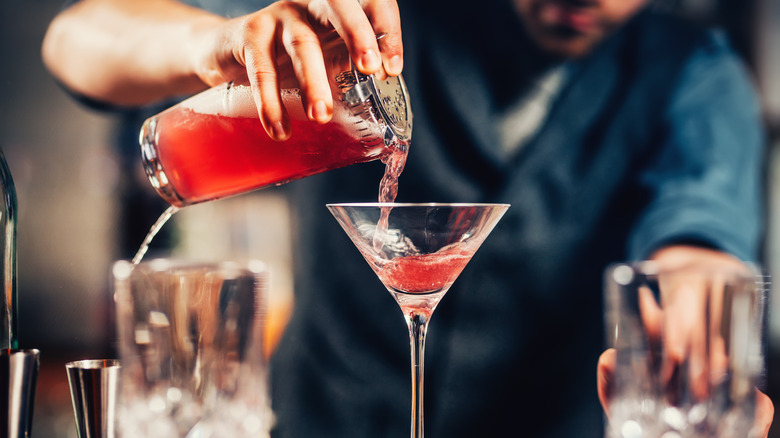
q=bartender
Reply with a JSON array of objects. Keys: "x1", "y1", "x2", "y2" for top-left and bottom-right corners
[{"x1": 42, "y1": 0, "x2": 772, "y2": 436}]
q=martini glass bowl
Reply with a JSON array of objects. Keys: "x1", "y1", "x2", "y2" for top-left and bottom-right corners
[{"x1": 327, "y1": 202, "x2": 509, "y2": 438}]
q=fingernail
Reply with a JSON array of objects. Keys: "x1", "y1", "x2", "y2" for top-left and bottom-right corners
[
  {"x1": 387, "y1": 55, "x2": 403, "y2": 76},
  {"x1": 312, "y1": 100, "x2": 331, "y2": 123},
  {"x1": 271, "y1": 121, "x2": 289, "y2": 141},
  {"x1": 361, "y1": 49, "x2": 381, "y2": 72}
]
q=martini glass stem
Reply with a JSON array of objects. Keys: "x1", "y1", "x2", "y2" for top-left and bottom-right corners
[{"x1": 407, "y1": 310, "x2": 430, "y2": 438}]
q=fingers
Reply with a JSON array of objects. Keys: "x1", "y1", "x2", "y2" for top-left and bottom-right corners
[
  {"x1": 660, "y1": 278, "x2": 710, "y2": 400},
  {"x1": 235, "y1": 9, "x2": 290, "y2": 140},
  {"x1": 319, "y1": 0, "x2": 381, "y2": 73},
  {"x1": 279, "y1": 12, "x2": 333, "y2": 123},
  {"x1": 707, "y1": 275, "x2": 730, "y2": 390},
  {"x1": 638, "y1": 285, "x2": 663, "y2": 339},
  {"x1": 636, "y1": 268, "x2": 728, "y2": 402},
  {"x1": 227, "y1": 0, "x2": 402, "y2": 138},
  {"x1": 236, "y1": 3, "x2": 335, "y2": 139},
  {"x1": 309, "y1": 0, "x2": 403, "y2": 76},
  {"x1": 642, "y1": 249, "x2": 760, "y2": 405},
  {"x1": 363, "y1": 0, "x2": 403, "y2": 75}
]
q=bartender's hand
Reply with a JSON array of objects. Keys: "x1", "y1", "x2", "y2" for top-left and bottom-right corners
[
  {"x1": 42, "y1": 0, "x2": 403, "y2": 140},
  {"x1": 596, "y1": 245, "x2": 774, "y2": 437},
  {"x1": 200, "y1": 0, "x2": 403, "y2": 140}
]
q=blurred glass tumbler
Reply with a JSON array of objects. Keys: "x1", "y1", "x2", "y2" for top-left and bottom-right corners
[
  {"x1": 1, "y1": 349, "x2": 39, "y2": 438},
  {"x1": 604, "y1": 262, "x2": 768, "y2": 438},
  {"x1": 66, "y1": 359, "x2": 120, "y2": 438},
  {"x1": 112, "y1": 259, "x2": 271, "y2": 438}
]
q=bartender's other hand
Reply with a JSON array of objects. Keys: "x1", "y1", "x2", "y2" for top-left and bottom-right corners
[
  {"x1": 199, "y1": 0, "x2": 402, "y2": 141},
  {"x1": 649, "y1": 246, "x2": 752, "y2": 400},
  {"x1": 597, "y1": 245, "x2": 774, "y2": 437},
  {"x1": 597, "y1": 348, "x2": 774, "y2": 438}
]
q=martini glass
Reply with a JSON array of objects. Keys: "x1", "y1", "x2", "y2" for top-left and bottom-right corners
[{"x1": 327, "y1": 202, "x2": 509, "y2": 438}]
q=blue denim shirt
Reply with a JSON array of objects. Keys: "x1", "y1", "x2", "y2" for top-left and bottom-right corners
[{"x1": 627, "y1": 29, "x2": 763, "y2": 262}]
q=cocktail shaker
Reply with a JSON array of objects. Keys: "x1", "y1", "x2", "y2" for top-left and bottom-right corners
[{"x1": 140, "y1": 33, "x2": 412, "y2": 208}]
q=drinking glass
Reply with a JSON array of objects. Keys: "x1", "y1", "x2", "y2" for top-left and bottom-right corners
[
  {"x1": 328, "y1": 202, "x2": 509, "y2": 438},
  {"x1": 112, "y1": 259, "x2": 271, "y2": 438},
  {"x1": 603, "y1": 262, "x2": 768, "y2": 438}
]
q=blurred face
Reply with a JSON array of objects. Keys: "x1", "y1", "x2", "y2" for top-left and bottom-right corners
[{"x1": 514, "y1": 0, "x2": 649, "y2": 58}]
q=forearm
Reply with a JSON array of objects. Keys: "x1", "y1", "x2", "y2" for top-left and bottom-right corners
[
  {"x1": 42, "y1": 0, "x2": 226, "y2": 106},
  {"x1": 42, "y1": 0, "x2": 404, "y2": 139}
]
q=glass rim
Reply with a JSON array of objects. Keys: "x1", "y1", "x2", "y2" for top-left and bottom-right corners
[
  {"x1": 66, "y1": 359, "x2": 121, "y2": 369},
  {"x1": 607, "y1": 261, "x2": 765, "y2": 287},
  {"x1": 326, "y1": 202, "x2": 511, "y2": 208},
  {"x1": 0, "y1": 348, "x2": 39, "y2": 357},
  {"x1": 112, "y1": 258, "x2": 269, "y2": 280}
]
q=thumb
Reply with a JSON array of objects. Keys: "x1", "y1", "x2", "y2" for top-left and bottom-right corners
[
  {"x1": 597, "y1": 348, "x2": 617, "y2": 416},
  {"x1": 755, "y1": 389, "x2": 774, "y2": 438}
]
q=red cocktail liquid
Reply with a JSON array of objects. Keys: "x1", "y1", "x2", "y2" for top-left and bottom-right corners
[
  {"x1": 378, "y1": 250, "x2": 473, "y2": 294},
  {"x1": 152, "y1": 108, "x2": 389, "y2": 207}
]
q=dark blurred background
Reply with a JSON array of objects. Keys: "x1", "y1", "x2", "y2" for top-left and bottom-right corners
[{"x1": 1, "y1": 0, "x2": 779, "y2": 436}]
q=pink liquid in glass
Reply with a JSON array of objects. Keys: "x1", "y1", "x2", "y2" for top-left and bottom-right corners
[
  {"x1": 378, "y1": 250, "x2": 473, "y2": 294},
  {"x1": 150, "y1": 113, "x2": 390, "y2": 207}
]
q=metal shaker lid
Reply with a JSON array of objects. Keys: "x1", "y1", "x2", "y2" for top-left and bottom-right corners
[{"x1": 344, "y1": 65, "x2": 413, "y2": 144}]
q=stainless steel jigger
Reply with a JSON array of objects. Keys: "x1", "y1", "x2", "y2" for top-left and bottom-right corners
[
  {"x1": 66, "y1": 359, "x2": 120, "y2": 438},
  {"x1": 1, "y1": 349, "x2": 40, "y2": 438}
]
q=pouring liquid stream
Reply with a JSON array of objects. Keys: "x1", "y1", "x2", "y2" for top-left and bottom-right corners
[
  {"x1": 132, "y1": 205, "x2": 180, "y2": 264},
  {"x1": 373, "y1": 141, "x2": 409, "y2": 252}
]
